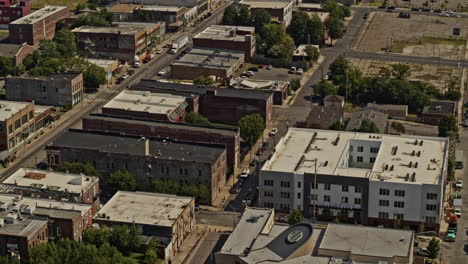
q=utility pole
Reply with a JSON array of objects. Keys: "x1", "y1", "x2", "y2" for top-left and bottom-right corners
[{"x1": 313, "y1": 158, "x2": 317, "y2": 223}]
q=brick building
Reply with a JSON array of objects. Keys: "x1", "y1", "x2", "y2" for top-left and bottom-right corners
[
  {"x1": 0, "y1": 0, "x2": 30, "y2": 24},
  {"x1": 0, "y1": 42, "x2": 35, "y2": 67},
  {"x1": 107, "y1": 3, "x2": 140, "y2": 21},
  {"x1": 9, "y1": 5, "x2": 71, "y2": 46},
  {"x1": 72, "y1": 22, "x2": 165, "y2": 60},
  {"x1": 102, "y1": 90, "x2": 188, "y2": 122},
  {"x1": 1, "y1": 168, "x2": 100, "y2": 213},
  {"x1": 421, "y1": 100, "x2": 456, "y2": 125},
  {"x1": 0, "y1": 100, "x2": 35, "y2": 151},
  {"x1": 238, "y1": 0, "x2": 294, "y2": 27},
  {"x1": 82, "y1": 113, "x2": 241, "y2": 169},
  {"x1": 171, "y1": 48, "x2": 245, "y2": 80},
  {"x1": 46, "y1": 129, "x2": 227, "y2": 205},
  {"x1": 5, "y1": 73, "x2": 84, "y2": 107},
  {"x1": 193, "y1": 25, "x2": 256, "y2": 61},
  {"x1": 94, "y1": 191, "x2": 195, "y2": 263},
  {"x1": 132, "y1": 80, "x2": 273, "y2": 126},
  {"x1": 134, "y1": 5, "x2": 188, "y2": 25}
]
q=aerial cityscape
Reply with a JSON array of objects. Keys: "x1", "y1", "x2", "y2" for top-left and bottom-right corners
[{"x1": 0, "y1": 0, "x2": 465, "y2": 263}]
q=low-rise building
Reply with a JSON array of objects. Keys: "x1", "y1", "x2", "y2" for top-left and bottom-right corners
[
  {"x1": 0, "y1": 168, "x2": 100, "y2": 213},
  {"x1": 193, "y1": 25, "x2": 256, "y2": 61},
  {"x1": 9, "y1": 5, "x2": 71, "y2": 46},
  {"x1": 346, "y1": 109, "x2": 388, "y2": 133},
  {"x1": 238, "y1": 0, "x2": 294, "y2": 27},
  {"x1": 46, "y1": 129, "x2": 227, "y2": 205},
  {"x1": 85, "y1": 58, "x2": 119, "y2": 83},
  {"x1": 107, "y1": 3, "x2": 141, "y2": 21},
  {"x1": 323, "y1": 95, "x2": 344, "y2": 108},
  {"x1": 0, "y1": 0, "x2": 31, "y2": 25},
  {"x1": 133, "y1": 5, "x2": 188, "y2": 25},
  {"x1": 0, "y1": 43, "x2": 35, "y2": 67},
  {"x1": 366, "y1": 103, "x2": 408, "y2": 120},
  {"x1": 229, "y1": 78, "x2": 289, "y2": 105},
  {"x1": 82, "y1": 113, "x2": 241, "y2": 169},
  {"x1": 304, "y1": 104, "x2": 344, "y2": 129},
  {"x1": 422, "y1": 100, "x2": 456, "y2": 125},
  {"x1": 171, "y1": 48, "x2": 245, "y2": 80},
  {"x1": 94, "y1": 191, "x2": 195, "y2": 262},
  {"x1": 132, "y1": 80, "x2": 273, "y2": 126},
  {"x1": 73, "y1": 22, "x2": 165, "y2": 60},
  {"x1": 0, "y1": 100, "x2": 35, "y2": 151},
  {"x1": 5, "y1": 73, "x2": 84, "y2": 107},
  {"x1": 102, "y1": 90, "x2": 188, "y2": 122},
  {"x1": 259, "y1": 128, "x2": 448, "y2": 232},
  {"x1": 216, "y1": 207, "x2": 415, "y2": 264},
  {"x1": 292, "y1": 44, "x2": 319, "y2": 62}
]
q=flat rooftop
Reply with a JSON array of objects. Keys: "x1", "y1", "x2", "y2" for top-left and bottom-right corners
[
  {"x1": 2, "y1": 168, "x2": 98, "y2": 194},
  {"x1": 219, "y1": 207, "x2": 274, "y2": 256},
  {"x1": 103, "y1": 90, "x2": 187, "y2": 116},
  {"x1": 49, "y1": 129, "x2": 225, "y2": 164},
  {"x1": 0, "y1": 215, "x2": 47, "y2": 239},
  {"x1": 172, "y1": 48, "x2": 244, "y2": 70},
  {"x1": 319, "y1": 224, "x2": 413, "y2": 259},
  {"x1": 107, "y1": 3, "x2": 141, "y2": 13},
  {"x1": 94, "y1": 191, "x2": 193, "y2": 227},
  {"x1": 262, "y1": 128, "x2": 448, "y2": 185},
  {"x1": 72, "y1": 25, "x2": 142, "y2": 35},
  {"x1": 0, "y1": 100, "x2": 31, "y2": 121},
  {"x1": 139, "y1": 5, "x2": 183, "y2": 12},
  {"x1": 194, "y1": 25, "x2": 255, "y2": 42},
  {"x1": 11, "y1": 5, "x2": 68, "y2": 24},
  {"x1": 423, "y1": 100, "x2": 456, "y2": 115},
  {"x1": 240, "y1": 0, "x2": 291, "y2": 9},
  {"x1": 85, "y1": 58, "x2": 118, "y2": 69}
]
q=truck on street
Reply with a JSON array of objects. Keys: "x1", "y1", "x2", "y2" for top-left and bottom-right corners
[{"x1": 170, "y1": 36, "x2": 189, "y2": 54}]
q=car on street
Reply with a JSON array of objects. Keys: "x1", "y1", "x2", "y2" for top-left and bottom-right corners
[
  {"x1": 288, "y1": 67, "x2": 297, "y2": 74},
  {"x1": 399, "y1": 12, "x2": 411, "y2": 18},
  {"x1": 296, "y1": 68, "x2": 304, "y2": 75},
  {"x1": 133, "y1": 61, "x2": 141, "y2": 68},
  {"x1": 411, "y1": 8, "x2": 420, "y2": 11},
  {"x1": 445, "y1": 230, "x2": 456, "y2": 242},
  {"x1": 157, "y1": 70, "x2": 166, "y2": 76},
  {"x1": 156, "y1": 49, "x2": 163, "y2": 54},
  {"x1": 143, "y1": 54, "x2": 154, "y2": 63},
  {"x1": 455, "y1": 179, "x2": 463, "y2": 188},
  {"x1": 440, "y1": 13, "x2": 449, "y2": 17},
  {"x1": 269, "y1": 128, "x2": 278, "y2": 136},
  {"x1": 248, "y1": 67, "x2": 259, "y2": 72},
  {"x1": 422, "y1": 8, "x2": 430, "y2": 12},
  {"x1": 387, "y1": 6, "x2": 396, "y2": 9},
  {"x1": 258, "y1": 64, "x2": 265, "y2": 69},
  {"x1": 266, "y1": 65, "x2": 273, "y2": 70},
  {"x1": 434, "y1": 9, "x2": 442, "y2": 13},
  {"x1": 240, "y1": 168, "x2": 250, "y2": 178},
  {"x1": 454, "y1": 208, "x2": 462, "y2": 218}
]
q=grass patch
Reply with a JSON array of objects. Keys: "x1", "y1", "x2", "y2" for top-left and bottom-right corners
[
  {"x1": 416, "y1": 73, "x2": 440, "y2": 81},
  {"x1": 0, "y1": 31, "x2": 8, "y2": 39},
  {"x1": 392, "y1": 36, "x2": 466, "y2": 53},
  {"x1": 368, "y1": 1, "x2": 383, "y2": 6},
  {"x1": 344, "y1": 102, "x2": 361, "y2": 113},
  {"x1": 32, "y1": 0, "x2": 87, "y2": 9}
]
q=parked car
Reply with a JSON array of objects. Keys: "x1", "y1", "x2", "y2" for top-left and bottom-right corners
[
  {"x1": 133, "y1": 61, "x2": 141, "y2": 68},
  {"x1": 445, "y1": 230, "x2": 456, "y2": 242},
  {"x1": 288, "y1": 67, "x2": 297, "y2": 74},
  {"x1": 440, "y1": 13, "x2": 449, "y2": 17},
  {"x1": 296, "y1": 68, "x2": 304, "y2": 75},
  {"x1": 258, "y1": 64, "x2": 265, "y2": 69},
  {"x1": 240, "y1": 168, "x2": 250, "y2": 178},
  {"x1": 128, "y1": 69, "x2": 135, "y2": 76},
  {"x1": 245, "y1": 71, "x2": 255, "y2": 77},
  {"x1": 386, "y1": 9, "x2": 394, "y2": 13},
  {"x1": 269, "y1": 128, "x2": 278, "y2": 136},
  {"x1": 387, "y1": 6, "x2": 396, "y2": 9},
  {"x1": 143, "y1": 54, "x2": 154, "y2": 63},
  {"x1": 378, "y1": 5, "x2": 386, "y2": 9},
  {"x1": 455, "y1": 179, "x2": 463, "y2": 188},
  {"x1": 248, "y1": 67, "x2": 259, "y2": 72},
  {"x1": 399, "y1": 12, "x2": 411, "y2": 18},
  {"x1": 433, "y1": 9, "x2": 442, "y2": 13},
  {"x1": 422, "y1": 8, "x2": 430, "y2": 12},
  {"x1": 157, "y1": 70, "x2": 166, "y2": 76},
  {"x1": 411, "y1": 8, "x2": 420, "y2": 11},
  {"x1": 266, "y1": 65, "x2": 273, "y2": 70},
  {"x1": 156, "y1": 49, "x2": 163, "y2": 54},
  {"x1": 454, "y1": 208, "x2": 462, "y2": 218}
]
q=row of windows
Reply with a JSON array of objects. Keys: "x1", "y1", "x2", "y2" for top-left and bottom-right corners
[
  {"x1": 380, "y1": 189, "x2": 438, "y2": 200},
  {"x1": 264, "y1": 180, "x2": 297, "y2": 188},
  {"x1": 350, "y1": 146, "x2": 379, "y2": 153},
  {"x1": 318, "y1": 195, "x2": 361, "y2": 205},
  {"x1": 311, "y1": 183, "x2": 362, "y2": 193},
  {"x1": 378, "y1": 212, "x2": 404, "y2": 220},
  {"x1": 379, "y1": 200, "x2": 405, "y2": 208},
  {"x1": 265, "y1": 191, "x2": 301, "y2": 200},
  {"x1": 9, "y1": 110, "x2": 34, "y2": 135},
  {"x1": 353, "y1": 156, "x2": 376, "y2": 163}
]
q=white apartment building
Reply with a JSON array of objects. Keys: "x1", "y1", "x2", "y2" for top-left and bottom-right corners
[{"x1": 259, "y1": 128, "x2": 448, "y2": 232}]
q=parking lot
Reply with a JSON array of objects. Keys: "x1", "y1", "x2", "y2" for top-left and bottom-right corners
[{"x1": 387, "y1": 0, "x2": 468, "y2": 11}]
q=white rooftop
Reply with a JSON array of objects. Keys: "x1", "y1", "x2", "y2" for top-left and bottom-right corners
[
  {"x1": 103, "y1": 90, "x2": 186, "y2": 115},
  {"x1": 219, "y1": 207, "x2": 274, "y2": 256},
  {"x1": 2, "y1": 168, "x2": 98, "y2": 194},
  {"x1": 262, "y1": 128, "x2": 448, "y2": 185},
  {"x1": 240, "y1": 0, "x2": 292, "y2": 9},
  {"x1": 11, "y1": 5, "x2": 68, "y2": 24},
  {"x1": 194, "y1": 25, "x2": 255, "y2": 42},
  {"x1": 85, "y1": 58, "x2": 118, "y2": 69},
  {"x1": 139, "y1": 5, "x2": 183, "y2": 12},
  {"x1": 319, "y1": 224, "x2": 413, "y2": 259},
  {"x1": 0, "y1": 100, "x2": 31, "y2": 121},
  {"x1": 94, "y1": 191, "x2": 193, "y2": 227}
]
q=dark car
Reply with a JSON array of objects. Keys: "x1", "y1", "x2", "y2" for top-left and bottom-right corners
[
  {"x1": 363, "y1": 13, "x2": 368, "y2": 19},
  {"x1": 422, "y1": 8, "x2": 430, "y2": 12},
  {"x1": 378, "y1": 5, "x2": 386, "y2": 9},
  {"x1": 399, "y1": 12, "x2": 411, "y2": 18},
  {"x1": 434, "y1": 9, "x2": 442, "y2": 13},
  {"x1": 248, "y1": 67, "x2": 259, "y2": 72},
  {"x1": 387, "y1": 6, "x2": 396, "y2": 9},
  {"x1": 411, "y1": 8, "x2": 420, "y2": 11},
  {"x1": 386, "y1": 9, "x2": 394, "y2": 13}
]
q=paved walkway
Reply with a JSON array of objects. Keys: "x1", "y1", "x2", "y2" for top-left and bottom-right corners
[{"x1": 173, "y1": 226, "x2": 207, "y2": 264}]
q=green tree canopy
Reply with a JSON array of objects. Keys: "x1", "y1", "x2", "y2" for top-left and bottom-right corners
[
  {"x1": 391, "y1": 121, "x2": 406, "y2": 133},
  {"x1": 57, "y1": 162, "x2": 101, "y2": 177},
  {"x1": 312, "y1": 79, "x2": 337, "y2": 97},
  {"x1": 355, "y1": 119, "x2": 380, "y2": 133},
  {"x1": 238, "y1": 114, "x2": 265, "y2": 145},
  {"x1": 152, "y1": 179, "x2": 211, "y2": 204},
  {"x1": 329, "y1": 121, "x2": 346, "y2": 131},
  {"x1": 391, "y1": 64, "x2": 411, "y2": 80},
  {"x1": 290, "y1": 79, "x2": 301, "y2": 93},
  {"x1": 427, "y1": 237, "x2": 440, "y2": 260},
  {"x1": 108, "y1": 225, "x2": 139, "y2": 255},
  {"x1": 288, "y1": 209, "x2": 304, "y2": 225},
  {"x1": 193, "y1": 76, "x2": 216, "y2": 86},
  {"x1": 72, "y1": 9, "x2": 113, "y2": 28},
  {"x1": 329, "y1": 56, "x2": 350, "y2": 85},
  {"x1": 323, "y1": 0, "x2": 351, "y2": 19},
  {"x1": 83, "y1": 226, "x2": 111, "y2": 248},
  {"x1": 108, "y1": 170, "x2": 137, "y2": 192},
  {"x1": 251, "y1": 9, "x2": 271, "y2": 34},
  {"x1": 84, "y1": 63, "x2": 107, "y2": 88},
  {"x1": 0, "y1": 256, "x2": 18, "y2": 264},
  {"x1": 54, "y1": 28, "x2": 77, "y2": 57},
  {"x1": 222, "y1": 5, "x2": 237, "y2": 25},
  {"x1": 185, "y1": 112, "x2": 212, "y2": 126},
  {"x1": 0, "y1": 56, "x2": 14, "y2": 77},
  {"x1": 304, "y1": 45, "x2": 320, "y2": 63},
  {"x1": 438, "y1": 115, "x2": 458, "y2": 138},
  {"x1": 288, "y1": 11, "x2": 324, "y2": 45},
  {"x1": 325, "y1": 16, "x2": 344, "y2": 44}
]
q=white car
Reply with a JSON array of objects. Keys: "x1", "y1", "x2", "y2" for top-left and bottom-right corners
[
  {"x1": 157, "y1": 70, "x2": 166, "y2": 76},
  {"x1": 440, "y1": 13, "x2": 449, "y2": 17},
  {"x1": 296, "y1": 68, "x2": 304, "y2": 75},
  {"x1": 240, "y1": 168, "x2": 250, "y2": 178},
  {"x1": 133, "y1": 61, "x2": 141, "y2": 68},
  {"x1": 266, "y1": 65, "x2": 273, "y2": 70},
  {"x1": 455, "y1": 179, "x2": 463, "y2": 188},
  {"x1": 269, "y1": 128, "x2": 278, "y2": 136},
  {"x1": 454, "y1": 208, "x2": 462, "y2": 218},
  {"x1": 156, "y1": 49, "x2": 163, "y2": 54},
  {"x1": 288, "y1": 67, "x2": 297, "y2": 74}
]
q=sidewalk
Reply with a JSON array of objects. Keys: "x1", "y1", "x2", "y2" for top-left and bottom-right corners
[{"x1": 172, "y1": 226, "x2": 207, "y2": 264}]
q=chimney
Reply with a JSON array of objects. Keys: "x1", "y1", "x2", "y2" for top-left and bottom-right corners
[{"x1": 144, "y1": 138, "x2": 150, "y2": 156}]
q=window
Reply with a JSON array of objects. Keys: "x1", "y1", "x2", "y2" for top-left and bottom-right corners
[
  {"x1": 425, "y1": 216, "x2": 436, "y2": 223},
  {"x1": 379, "y1": 200, "x2": 389, "y2": 207},
  {"x1": 184, "y1": 169, "x2": 188, "y2": 175},
  {"x1": 426, "y1": 204, "x2": 437, "y2": 211},
  {"x1": 341, "y1": 197, "x2": 348, "y2": 203},
  {"x1": 342, "y1": 185, "x2": 348, "y2": 192},
  {"x1": 355, "y1": 186, "x2": 362, "y2": 193},
  {"x1": 264, "y1": 191, "x2": 273, "y2": 197},
  {"x1": 370, "y1": 147, "x2": 379, "y2": 153},
  {"x1": 357, "y1": 156, "x2": 363, "y2": 162},
  {"x1": 311, "y1": 182, "x2": 316, "y2": 189},
  {"x1": 378, "y1": 212, "x2": 389, "y2": 219},
  {"x1": 297, "y1": 192, "x2": 301, "y2": 199},
  {"x1": 350, "y1": 145, "x2": 353, "y2": 151},
  {"x1": 395, "y1": 190, "x2": 405, "y2": 197},
  {"x1": 264, "y1": 202, "x2": 274, "y2": 208},
  {"x1": 379, "y1": 188, "x2": 390, "y2": 195},
  {"x1": 370, "y1": 157, "x2": 376, "y2": 163},
  {"x1": 357, "y1": 146, "x2": 363, "y2": 152},
  {"x1": 57, "y1": 227, "x2": 62, "y2": 237},
  {"x1": 324, "y1": 195, "x2": 330, "y2": 202},
  {"x1": 280, "y1": 181, "x2": 290, "y2": 188},
  {"x1": 280, "y1": 204, "x2": 290, "y2": 211},
  {"x1": 324, "y1": 184, "x2": 331, "y2": 191},
  {"x1": 427, "y1": 193, "x2": 438, "y2": 200},
  {"x1": 14, "y1": 119, "x2": 20, "y2": 129},
  {"x1": 8, "y1": 124, "x2": 12, "y2": 134},
  {"x1": 354, "y1": 198, "x2": 361, "y2": 205},
  {"x1": 264, "y1": 180, "x2": 274, "y2": 186},
  {"x1": 21, "y1": 115, "x2": 27, "y2": 124},
  {"x1": 394, "y1": 201, "x2": 405, "y2": 208},
  {"x1": 179, "y1": 168, "x2": 183, "y2": 175},
  {"x1": 198, "y1": 170, "x2": 202, "y2": 177},
  {"x1": 394, "y1": 213, "x2": 404, "y2": 220},
  {"x1": 298, "y1": 181, "x2": 301, "y2": 188},
  {"x1": 161, "y1": 167, "x2": 165, "y2": 173},
  {"x1": 339, "y1": 210, "x2": 348, "y2": 217},
  {"x1": 280, "y1": 192, "x2": 290, "y2": 198}
]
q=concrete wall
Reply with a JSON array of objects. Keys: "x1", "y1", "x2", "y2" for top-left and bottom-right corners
[{"x1": 0, "y1": 102, "x2": 35, "y2": 151}]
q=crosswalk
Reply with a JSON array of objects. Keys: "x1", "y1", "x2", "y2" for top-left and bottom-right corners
[
  {"x1": 89, "y1": 89, "x2": 123, "y2": 103},
  {"x1": 103, "y1": 89, "x2": 122, "y2": 94}
]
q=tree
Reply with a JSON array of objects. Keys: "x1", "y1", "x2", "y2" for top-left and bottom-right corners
[
  {"x1": 193, "y1": 76, "x2": 216, "y2": 86},
  {"x1": 83, "y1": 227, "x2": 110, "y2": 248},
  {"x1": 391, "y1": 64, "x2": 411, "y2": 80},
  {"x1": 72, "y1": 9, "x2": 113, "y2": 28},
  {"x1": 152, "y1": 179, "x2": 180, "y2": 195},
  {"x1": 267, "y1": 35, "x2": 295, "y2": 62},
  {"x1": 54, "y1": 28, "x2": 76, "y2": 57},
  {"x1": 58, "y1": 162, "x2": 101, "y2": 177},
  {"x1": 288, "y1": 209, "x2": 304, "y2": 225},
  {"x1": 251, "y1": 9, "x2": 271, "y2": 34},
  {"x1": 144, "y1": 248, "x2": 158, "y2": 264},
  {"x1": 262, "y1": 23, "x2": 287, "y2": 50},
  {"x1": 0, "y1": 256, "x2": 19, "y2": 264},
  {"x1": 329, "y1": 56, "x2": 349, "y2": 86},
  {"x1": 222, "y1": 5, "x2": 237, "y2": 25},
  {"x1": 235, "y1": 5, "x2": 251, "y2": 26},
  {"x1": 0, "y1": 56, "x2": 14, "y2": 77},
  {"x1": 108, "y1": 225, "x2": 139, "y2": 255},
  {"x1": 84, "y1": 63, "x2": 107, "y2": 88},
  {"x1": 323, "y1": 0, "x2": 350, "y2": 20},
  {"x1": 438, "y1": 115, "x2": 458, "y2": 138},
  {"x1": 185, "y1": 112, "x2": 211, "y2": 126},
  {"x1": 108, "y1": 170, "x2": 137, "y2": 192},
  {"x1": 238, "y1": 114, "x2": 265, "y2": 145},
  {"x1": 290, "y1": 79, "x2": 301, "y2": 93},
  {"x1": 355, "y1": 119, "x2": 380, "y2": 133},
  {"x1": 444, "y1": 77, "x2": 461, "y2": 101},
  {"x1": 307, "y1": 14, "x2": 324, "y2": 45},
  {"x1": 329, "y1": 121, "x2": 346, "y2": 131},
  {"x1": 288, "y1": 11, "x2": 311, "y2": 45},
  {"x1": 427, "y1": 237, "x2": 440, "y2": 260},
  {"x1": 304, "y1": 45, "x2": 319, "y2": 63},
  {"x1": 325, "y1": 16, "x2": 344, "y2": 44},
  {"x1": 312, "y1": 79, "x2": 337, "y2": 97},
  {"x1": 391, "y1": 121, "x2": 406, "y2": 133},
  {"x1": 38, "y1": 39, "x2": 60, "y2": 58}
]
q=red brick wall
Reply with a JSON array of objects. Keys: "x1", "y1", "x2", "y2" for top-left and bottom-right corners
[
  {"x1": 14, "y1": 43, "x2": 35, "y2": 66},
  {"x1": 102, "y1": 108, "x2": 171, "y2": 122},
  {"x1": 193, "y1": 37, "x2": 255, "y2": 61}
]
